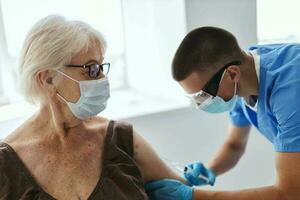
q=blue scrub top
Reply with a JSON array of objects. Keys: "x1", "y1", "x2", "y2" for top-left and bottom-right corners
[{"x1": 229, "y1": 43, "x2": 300, "y2": 152}]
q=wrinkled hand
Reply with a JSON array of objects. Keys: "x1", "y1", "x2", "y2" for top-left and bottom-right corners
[
  {"x1": 145, "y1": 179, "x2": 193, "y2": 200},
  {"x1": 184, "y1": 162, "x2": 216, "y2": 186}
]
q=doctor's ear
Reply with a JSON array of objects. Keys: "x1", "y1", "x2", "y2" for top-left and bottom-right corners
[{"x1": 226, "y1": 65, "x2": 240, "y2": 82}]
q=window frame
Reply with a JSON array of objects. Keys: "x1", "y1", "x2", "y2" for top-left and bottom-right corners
[{"x1": 0, "y1": 1, "x2": 10, "y2": 105}]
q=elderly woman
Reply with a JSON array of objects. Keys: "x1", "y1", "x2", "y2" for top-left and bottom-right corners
[{"x1": 0, "y1": 15, "x2": 191, "y2": 200}]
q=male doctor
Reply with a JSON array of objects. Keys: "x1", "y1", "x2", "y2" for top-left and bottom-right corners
[{"x1": 145, "y1": 27, "x2": 300, "y2": 199}]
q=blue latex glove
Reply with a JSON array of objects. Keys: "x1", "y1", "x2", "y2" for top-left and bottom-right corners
[
  {"x1": 184, "y1": 162, "x2": 216, "y2": 186},
  {"x1": 145, "y1": 179, "x2": 193, "y2": 200}
]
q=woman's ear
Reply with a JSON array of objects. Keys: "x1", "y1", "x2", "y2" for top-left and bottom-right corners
[
  {"x1": 36, "y1": 70, "x2": 56, "y2": 96},
  {"x1": 36, "y1": 70, "x2": 47, "y2": 87},
  {"x1": 46, "y1": 77, "x2": 52, "y2": 84}
]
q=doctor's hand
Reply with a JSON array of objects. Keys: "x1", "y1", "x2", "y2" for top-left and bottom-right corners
[
  {"x1": 145, "y1": 179, "x2": 193, "y2": 200},
  {"x1": 184, "y1": 162, "x2": 216, "y2": 186}
]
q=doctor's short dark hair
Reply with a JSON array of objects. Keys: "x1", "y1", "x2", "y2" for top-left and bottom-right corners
[{"x1": 172, "y1": 26, "x2": 245, "y2": 81}]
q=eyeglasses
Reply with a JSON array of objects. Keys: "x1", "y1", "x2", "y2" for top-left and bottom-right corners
[
  {"x1": 202, "y1": 61, "x2": 241, "y2": 96},
  {"x1": 186, "y1": 61, "x2": 241, "y2": 108},
  {"x1": 65, "y1": 62, "x2": 110, "y2": 78}
]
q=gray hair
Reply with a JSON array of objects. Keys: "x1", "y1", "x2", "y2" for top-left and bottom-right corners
[{"x1": 18, "y1": 15, "x2": 106, "y2": 104}]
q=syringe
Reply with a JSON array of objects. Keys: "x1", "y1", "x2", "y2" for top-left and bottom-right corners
[{"x1": 162, "y1": 157, "x2": 210, "y2": 184}]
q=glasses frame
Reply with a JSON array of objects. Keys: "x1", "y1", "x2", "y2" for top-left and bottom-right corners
[
  {"x1": 64, "y1": 62, "x2": 110, "y2": 78},
  {"x1": 185, "y1": 60, "x2": 241, "y2": 109}
]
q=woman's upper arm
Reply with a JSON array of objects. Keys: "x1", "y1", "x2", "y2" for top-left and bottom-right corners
[{"x1": 132, "y1": 129, "x2": 185, "y2": 183}]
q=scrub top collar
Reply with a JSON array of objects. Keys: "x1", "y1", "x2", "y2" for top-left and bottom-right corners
[
  {"x1": 249, "y1": 49, "x2": 260, "y2": 84},
  {"x1": 245, "y1": 50, "x2": 260, "y2": 111}
]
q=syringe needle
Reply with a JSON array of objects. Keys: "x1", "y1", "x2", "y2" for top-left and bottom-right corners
[{"x1": 163, "y1": 157, "x2": 210, "y2": 184}]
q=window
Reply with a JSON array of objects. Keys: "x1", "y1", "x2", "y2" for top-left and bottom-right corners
[
  {"x1": 0, "y1": 0, "x2": 127, "y2": 105},
  {"x1": 257, "y1": 0, "x2": 300, "y2": 44},
  {"x1": 0, "y1": 0, "x2": 189, "y2": 121}
]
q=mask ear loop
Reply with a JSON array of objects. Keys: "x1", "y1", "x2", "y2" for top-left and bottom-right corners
[
  {"x1": 234, "y1": 81, "x2": 238, "y2": 96},
  {"x1": 55, "y1": 70, "x2": 79, "y2": 104},
  {"x1": 56, "y1": 70, "x2": 79, "y2": 83},
  {"x1": 57, "y1": 93, "x2": 69, "y2": 104}
]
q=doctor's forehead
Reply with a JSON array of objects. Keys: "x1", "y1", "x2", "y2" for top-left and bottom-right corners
[{"x1": 179, "y1": 71, "x2": 210, "y2": 94}]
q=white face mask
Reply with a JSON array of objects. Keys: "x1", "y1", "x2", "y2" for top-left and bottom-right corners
[
  {"x1": 56, "y1": 70, "x2": 110, "y2": 120},
  {"x1": 201, "y1": 81, "x2": 238, "y2": 113}
]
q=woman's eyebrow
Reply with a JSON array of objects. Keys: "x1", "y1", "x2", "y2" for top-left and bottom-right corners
[
  {"x1": 84, "y1": 59, "x2": 100, "y2": 65},
  {"x1": 84, "y1": 57, "x2": 104, "y2": 65}
]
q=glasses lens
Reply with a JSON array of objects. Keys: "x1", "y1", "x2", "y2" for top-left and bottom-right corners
[
  {"x1": 88, "y1": 63, "x2": 110, "y2": 78},
  {"x1": 101, "y1": 63, "x2": 110, "y2": 75},
  {"x1": 187, "y1": 90, "x2": 213, "y2": 107},
  {"x1": 89, "y1": 64, "x2": 100, "y2": 78}
]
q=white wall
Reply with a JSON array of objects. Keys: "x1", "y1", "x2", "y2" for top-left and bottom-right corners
[
  {"x1": 122, "y1": 0, "x2": 187, "y2": 96},
  {"x1": 185, "y1": 0, "x2": 258, "y2": 50}
]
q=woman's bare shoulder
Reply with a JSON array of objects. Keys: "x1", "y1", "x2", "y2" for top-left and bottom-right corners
[
  {"x1": 88, "y1": 116, "x2": 111, "y2": 132},
  {"x1": 1, "y1": 120, "x2": 33, "y2": 149},
  {"x1": 91, "y1": 116, "x2": 110, "y2": 124},
  {"x1": 2, "y1": 130, "x2": 23, "y2": 146},
  {"x1": 131, "y1": 128, "x2": 185, "y2": 183}
]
